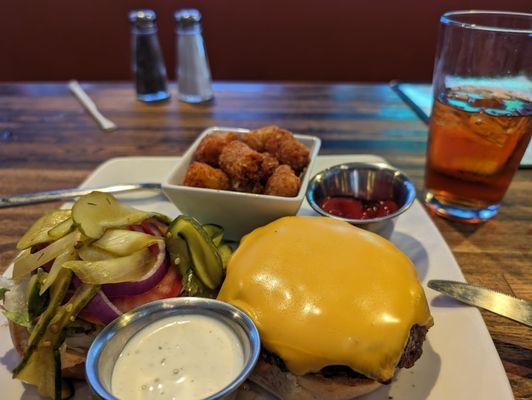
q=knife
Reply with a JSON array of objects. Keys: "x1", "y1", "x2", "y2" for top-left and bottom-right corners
[
  {"x1": 0, "y1": 183, "x2": 162, "y2": 208},
  {"x1": 428, "y1": 280, "x2": 532, "y2": 327}
]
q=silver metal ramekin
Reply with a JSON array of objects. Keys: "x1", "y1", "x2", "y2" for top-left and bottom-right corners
[
  {"x1": 85, "y1": 297, "x2": 261, "y2": 400},
  {"x1": 306, "y1": 162, "x2": 416, "y2": 237}
]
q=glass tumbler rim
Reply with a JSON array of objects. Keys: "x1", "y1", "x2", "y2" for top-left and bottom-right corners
[{"x1": 441, "y1": 10, "x2": 532, "y2": 34}]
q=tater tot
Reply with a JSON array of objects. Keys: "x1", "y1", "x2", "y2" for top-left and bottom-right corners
[
  {"x1": 183, "y1": 162, "x2": 230, "y2": 190},
  {"x1": 260, "y1": 152, "x2": 280, "y2": 179},
  {"x1": 271, "y1": 138, "x2": 310, "y2": 173},
  {"x1": 244, "y1": 125, "x2": 310, "y2": 172},
  {"x1": 241, "y1": 130, "x2": 266, "y2": 152},
  {"x1": 219, "y1": 141, "x2": 265, "y2": 191},
  {"x1": 242, "y1": 125, "x2": 292, "y2": 152},
  {"x1": 262, "y1": 128, "x2": 293, "y2": 154},
  {"x1": 264, "y1": 165, "x2": 301, "y2": 197},
  {"x1": 194, "y1": 132, "x2": 238, "y2": 166},
  {"x1": 231, "y1": 180, "x2": 264, "y2": 194}
]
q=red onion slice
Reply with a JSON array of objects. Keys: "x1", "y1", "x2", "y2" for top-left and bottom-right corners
[
  {"x1": 72, "y1": 275, "x2": 122, "y2": 325},
  {"x1": 140, "y1": 221, "x2": 164, "y2": 237},
  {"x1": 80, "y1": 220, "x2": 171, "y2": 322},
  {"x1": 82, "y1": 289, "x2": 122, "y2": 325},
  {"x1": 102, "y1": 243, "x2": 169, "y2": 298},
  {"x1": 143, "y1": 218, "x2": 168, "y2": 236}
]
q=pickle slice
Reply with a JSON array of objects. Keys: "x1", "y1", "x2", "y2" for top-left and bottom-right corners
[
  {"x1": 14, "y1": 342, "x2": 57, "y2": 399},
  {"x1": 13, "y1": 269, "x2": 73, "y2": 387},
  {"x1": 166, "y1": 234, "x2": 208, "y2": 296},
  {"x1": 202, "y1": 224, "x2": 224, "y2": 246},
  {"x1": 39, "y1": 248, "x2": 77, "y2": 295},
  {"x1": 217, "y1": 244, "x2": 233, "y2": 269},
  {"x1": 72, "y1": 192, "x2": 153, "y2": 239},
  {"x1": 26, "y1": 269, "x2": 72, "y2": 348},
  {"x1": 17, "y1": 210, "x2": 71, "y2": 250},
  {"x1": 14, "y1": 282, "x2": 98, "y2": 400},
  {"x1": 166, "y1": 234, "x2": 191, "y2": 270},
  {"x1": 48, "y1": 218, "x2": 74, "y2": 241},
  {"x1": 27, "y1": 269, "x2": 49, "y2": 323},
  {"x1": 168, "y1": 216, "x2": 223, "y2": 290}
]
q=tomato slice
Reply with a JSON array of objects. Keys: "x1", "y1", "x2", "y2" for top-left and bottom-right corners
[
  {"x1": 79, "y1": 310, "x2": 105, "y2": 326},
  {"x1": 111, "y1": 266, "x2": 182, "y2": 314}
]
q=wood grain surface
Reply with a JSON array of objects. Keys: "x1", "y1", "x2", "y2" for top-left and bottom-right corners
[{"x1": 0, "y1": 82, "x2": 530, "y2": 399}]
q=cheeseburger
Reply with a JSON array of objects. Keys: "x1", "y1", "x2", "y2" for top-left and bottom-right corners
[{"x1": 218, "y1": 216, "x2": 433, "y2": 399}]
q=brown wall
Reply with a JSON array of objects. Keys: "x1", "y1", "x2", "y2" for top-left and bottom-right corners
[{"x1": 1, "y1": 1, "x2": 530, "y2": 82}]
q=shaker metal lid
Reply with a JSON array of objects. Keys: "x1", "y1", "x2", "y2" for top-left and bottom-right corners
[
  {"x1": 129, "y1": 9, "x2": 157, "y2": 26},
  {"x1": 174, "y1": 8, "x2": 202, "y2": 27}
]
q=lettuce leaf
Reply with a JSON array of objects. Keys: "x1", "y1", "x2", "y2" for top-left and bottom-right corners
[{"x1": 3, "y1": 310, "x2": 31, "y2": 328}]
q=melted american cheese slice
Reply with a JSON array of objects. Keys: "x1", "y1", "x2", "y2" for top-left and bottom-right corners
[{"x1": 217, "y1": 216, "x2": 433, "y2": 382}]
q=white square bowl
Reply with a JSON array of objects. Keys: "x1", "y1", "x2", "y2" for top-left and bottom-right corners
[{"x1": 162, "y1": 127, "x2": 321, "y2": 240}]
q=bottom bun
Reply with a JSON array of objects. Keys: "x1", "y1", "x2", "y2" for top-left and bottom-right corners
[
  {"x1": 249, "y1": 358, "x2": 381, "y2": 400},
  {"x1": 9, "y1": 321, "x2": 86, "y2": 380}
]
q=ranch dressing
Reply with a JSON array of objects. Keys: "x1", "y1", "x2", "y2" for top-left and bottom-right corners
[{"x1": 111, "y1": 314, "x2": 244, "y2": 400}]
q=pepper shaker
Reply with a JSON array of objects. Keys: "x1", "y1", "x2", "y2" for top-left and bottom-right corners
[
  {"x1": 129, "y1": 9, "x2": 170, "y2": 102},
  {"x1": 175, "y1": 9, "x2": 214, "y2": 103}
]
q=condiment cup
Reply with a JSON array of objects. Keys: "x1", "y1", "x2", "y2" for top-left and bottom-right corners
[
  {"x1": 85, "y1": 297, "x2": 261, "y2": 400},
  {"x1": 306, "y1": 162, "x2": 416, "y2": 237},
  {"x1": 162, "y1": 127, "x2": 321, "y2": 241}
]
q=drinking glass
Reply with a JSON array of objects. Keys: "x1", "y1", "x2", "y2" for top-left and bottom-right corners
[{"x1": 425, "y1": 11, "x2": 531, "y2": 223}]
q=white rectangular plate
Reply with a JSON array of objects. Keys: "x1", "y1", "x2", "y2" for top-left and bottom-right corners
[{"x1": 0, "y1": 155, "x2": 513, "y2": 400}]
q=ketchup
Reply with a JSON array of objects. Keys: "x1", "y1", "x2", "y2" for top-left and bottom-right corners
[{"x1": 319, "y1": 196, "x2": 398, "y2": 219}]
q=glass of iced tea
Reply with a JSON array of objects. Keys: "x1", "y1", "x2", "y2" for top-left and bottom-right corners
[{"x1": 425, "y1": 11, "x2": 531, "y2": 222}]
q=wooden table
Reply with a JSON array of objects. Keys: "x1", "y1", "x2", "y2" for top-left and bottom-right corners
[{"x1": 0, "y1": 82, "x2": 530, "y2": 398}]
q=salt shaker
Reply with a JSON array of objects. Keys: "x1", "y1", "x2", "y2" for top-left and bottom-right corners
[
  {"x1": 174, "y1": 9, "x2": 214, "y2": 103},
  {"x1": 129, "y1": 9, "x2": 170, "y2": 102}
]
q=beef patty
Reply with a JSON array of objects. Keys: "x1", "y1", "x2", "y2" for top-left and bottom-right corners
[{"x1": 261, "y1": 324, "x2": 428, "y2": 384}]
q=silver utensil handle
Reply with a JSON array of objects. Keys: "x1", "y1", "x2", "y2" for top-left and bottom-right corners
[{"x1": 0, "y1": 183, "x2": 162, "y2": 208}]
